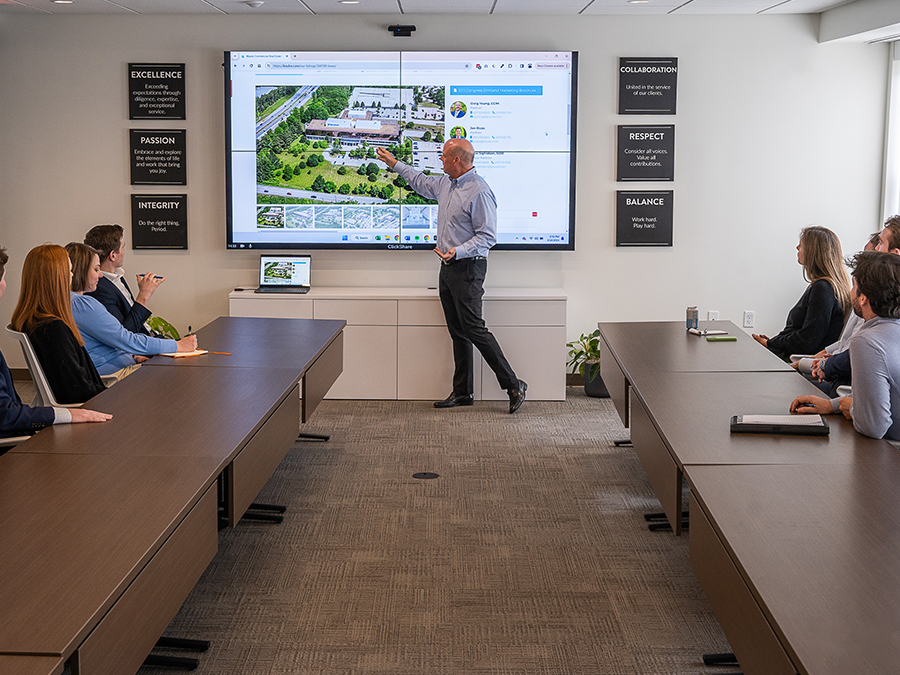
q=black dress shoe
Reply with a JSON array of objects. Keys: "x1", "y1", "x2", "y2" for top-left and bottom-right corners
[
  {"x1": 434, "y1": 393, "x2": 474, "y2": 408},
  {"x1": 508, "y1": 380, "x2": 527, "y2": 414}
]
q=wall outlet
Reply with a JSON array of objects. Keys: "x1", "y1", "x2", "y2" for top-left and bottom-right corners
[
  {"x1": 707, "y1": 310, "x2": 719, "y2": 321},
  {"x1": 743, "y1": 310, "x2": 755, "y2": 328}
]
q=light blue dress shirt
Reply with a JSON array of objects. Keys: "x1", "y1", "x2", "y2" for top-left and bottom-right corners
[
  {"x1": 833, "y1": 316, "x2": 900, "y2": 440},
  {"x1": 393, "y1": 162, "x2": 497, "y2": 259},
  {"x1": 70, "y1": 292, "x2": 176, "y2": 375}
]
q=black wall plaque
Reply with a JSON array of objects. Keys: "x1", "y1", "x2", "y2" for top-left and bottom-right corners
[
  {"x1": 130, "y1": 129, "x2": 186, "y2": 185},
  {"x1": 618, "y1": 57, "x2": 677, "y2": 115},
  {"x1": 129, "y1": 63, "x2": 186, "y2": 120},
  {"x1": 616, "y1": 190, "x2": 673, "y2": 247},
  {"x1": 131, "y1": 194, "x2": 187, "y2": 249},
  {"x1": 617, "y1": 125, "x2": 674, "y2": 182}
]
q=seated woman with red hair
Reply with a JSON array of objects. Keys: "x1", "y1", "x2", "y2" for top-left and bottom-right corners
[{"x1": 6, "y1": 243, "x2": 112, "y2": 419}]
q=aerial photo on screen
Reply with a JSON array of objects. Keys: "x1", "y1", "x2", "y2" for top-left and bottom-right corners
[{"x1": 255, "y1": 84, "x2": 441, "y2": 231}]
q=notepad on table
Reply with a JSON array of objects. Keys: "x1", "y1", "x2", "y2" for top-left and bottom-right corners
[
  {"x1": 158, "y1": 349, "x2": 208, "y2": 358},
  {"x1": 730, "y1": 414, "x2": 830, "y2": 436}
]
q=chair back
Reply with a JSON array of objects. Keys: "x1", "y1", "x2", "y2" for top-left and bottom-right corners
[
  {"x1": 0, "y1": 435, "x2": 31, "y2": 450},
  {"x1": 5, "y1": 324, "x2": 74, "y2": 408}
]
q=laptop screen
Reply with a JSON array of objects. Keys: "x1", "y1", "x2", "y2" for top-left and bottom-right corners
[{"x1": 259, "y1": 255, "x2": 311, "y2": 287}]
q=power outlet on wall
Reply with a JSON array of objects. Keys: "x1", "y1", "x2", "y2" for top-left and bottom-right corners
[
  {"x1": 707, "y1": 311, "x2": 719, "y2": 321},
  {"x1": 743, "y1": 310, "x2": 755, "y2": 328}
]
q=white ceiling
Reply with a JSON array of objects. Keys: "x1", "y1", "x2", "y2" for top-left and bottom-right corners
[{"x1": 0, "y1": 0, "x2": 857, "y2": 16}]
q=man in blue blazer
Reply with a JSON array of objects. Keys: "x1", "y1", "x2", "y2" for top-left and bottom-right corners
[
  {"x1": 0, "y1": 246, "x2": 111, "y2": 441},
  {"x1": 83, "y1": 224, "x2": 164, "y2": 335}
]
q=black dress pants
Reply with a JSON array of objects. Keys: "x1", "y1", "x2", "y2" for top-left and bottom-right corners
[{"x1": 439, "y1": 257, "x2": 517, "y2": 396}]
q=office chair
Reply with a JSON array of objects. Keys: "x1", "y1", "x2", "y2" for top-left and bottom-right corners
[{"x1": 6, "y1": 325, "x2": 116, "y2": 407}]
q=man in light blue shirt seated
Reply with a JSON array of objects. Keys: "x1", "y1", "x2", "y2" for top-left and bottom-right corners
[{"x1": 791, "y1": 251, "x2": 900, "y2": 440}]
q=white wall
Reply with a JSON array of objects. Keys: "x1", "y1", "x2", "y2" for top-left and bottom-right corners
[{"x1": 0, "y1": 12, "x2": 887, "y2": 368}]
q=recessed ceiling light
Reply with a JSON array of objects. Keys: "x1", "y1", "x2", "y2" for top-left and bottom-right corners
[
  {"x1": 53, "y1": 1, "x2": 74, "y2": 4},
  {"x1": 629, "y1": 1, "x2": 650, "y2": 3},
  {"x1": 340, "y1": 1, "x2": 360, "y2": 4}
]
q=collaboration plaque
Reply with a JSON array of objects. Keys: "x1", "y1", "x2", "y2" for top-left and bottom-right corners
[{"x1": 618, "y1": 57, "x2": 677, "y2": 115}]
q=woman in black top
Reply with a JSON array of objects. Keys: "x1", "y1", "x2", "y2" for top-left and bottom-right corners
[
  {"x1": 753, "y1": 226, "x2": 851, "y2": 362},
  {"x1": 10, "y1": 244, "x2": 106, "y2": 404}
]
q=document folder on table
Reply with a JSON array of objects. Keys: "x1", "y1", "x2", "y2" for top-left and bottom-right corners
[{"x1": 730, "y1": 414, "x2": 830, "y2": 436}]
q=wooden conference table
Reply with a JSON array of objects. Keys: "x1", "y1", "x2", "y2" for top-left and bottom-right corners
[
  {"x1": 0, "y1": 656, "x2": 65, "y2": 675},
  {"x1": 0, "y1": 317, "x2": 344, "y2": 675},
  {"x1": 598, "y1": 320, "x2": 900, "y2": 675},
  {"x1": 599, "y1": 320, "x2": 793, "y2": 431},
  {"x1": 688, "y1": 462, "x2": 900, "y2": 675}
]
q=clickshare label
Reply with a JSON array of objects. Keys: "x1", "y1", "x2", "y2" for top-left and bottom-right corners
[
  {"x1": 130, "y1": 129, "x2": 186, "y2": 185},
  {"x1": 618, "y1": 57, "x2": 677, "y2": 115},
  {"x1": 129, "y1": 63, "x2": 186, "y2": 120},
  {"x1": 616, "y1": 190, "x2": 673, "y2": 247},
  {"x1": 617, "y1": 125, "x2": 674, "y2": 182},
  {"x1": 132, "y1": 194, "x2": 188, "y2": 249}
]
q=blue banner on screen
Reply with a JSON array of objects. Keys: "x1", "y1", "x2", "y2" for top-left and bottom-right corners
[
  {"x1": 449, "y1": 86, "x2": 543, "y2": 96},
  {"x1": 225, "y1": 51, "x2": 577, "y2": 251}
]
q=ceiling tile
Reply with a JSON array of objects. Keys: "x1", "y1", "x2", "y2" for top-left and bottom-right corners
[
  {"x1": 492, "y1": 0, "x2": 588, "y2": 13},
  {"x1": 0, "y1": 0, "x2": 50, "y2": 13},
  {"x1": 762, "y1": 0, "x2": 853, "y2": 13},
  {"x1": 0, "y1": 0, "x2": 138, "y2": 14},
  {"x1": 204, "y1": 0, "x2": 309, "y2": 13},
  {"x1": 399, "y1": 0, "x2": 494, "y2": 13},
  {"x1": 581, "y1": 0, "x2": 685, "y2": 15},
  {"x1": 670, "y1": 0, "x2": 849, "y2": 14},
  {"x1": 300, "y1": 0, "x2": 399, "y2": 12}
]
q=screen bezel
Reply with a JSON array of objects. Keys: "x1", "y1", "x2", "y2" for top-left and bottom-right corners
[{"x1": 225, "y1": 51, "x2": 578, "y2": 252}]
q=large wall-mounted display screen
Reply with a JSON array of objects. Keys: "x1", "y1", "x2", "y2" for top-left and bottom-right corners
[{"x1": 226, "y1": 51, "x2": 577, "y2": 251}]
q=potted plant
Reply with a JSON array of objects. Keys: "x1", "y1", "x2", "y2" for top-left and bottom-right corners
[{"x1": 566, "y1": 329, "x2": 609, "y2": 398}]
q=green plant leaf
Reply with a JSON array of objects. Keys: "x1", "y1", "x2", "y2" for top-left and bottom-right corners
[{"x1": 146, "y1": 316, "x2": 181, "y2": 340}]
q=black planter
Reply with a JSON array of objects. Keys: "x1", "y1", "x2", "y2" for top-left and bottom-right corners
[{"x1": 583, "y1": 370, "x2": 609, "y2": 398}]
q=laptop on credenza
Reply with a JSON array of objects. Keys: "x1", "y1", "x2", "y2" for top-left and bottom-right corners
[{"x1": 254, "y1": 254, "x2": 311, "y2": 294}]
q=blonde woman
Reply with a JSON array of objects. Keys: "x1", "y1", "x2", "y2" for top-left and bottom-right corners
[{"x1": 753, "y1": 226, "x2": 851, "y2": 361}]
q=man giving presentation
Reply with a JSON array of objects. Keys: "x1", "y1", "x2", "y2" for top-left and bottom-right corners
[{"x1": 376, "y1": 139, "x2": 526, "y2": 414}]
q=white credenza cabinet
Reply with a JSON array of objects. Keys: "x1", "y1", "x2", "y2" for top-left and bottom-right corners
[{"x1": 229, "y1": 287, "x2": 566, "y2": 401}]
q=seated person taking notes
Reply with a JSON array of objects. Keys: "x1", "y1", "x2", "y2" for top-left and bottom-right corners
[
  {"x1": 66, "y1": 243, "x2": 197, "y2": 378},
  {"x1": 0, "y1": 245, "x2": 111, "y2": 437},
  {"x1": 753, "y1": 226, "x2": 850, "y2": 361},
  {"x1": 791, "y1": 251, "x2": 900, "y2": 441},
  {"x1": 11, "y1": 245, "x2": 110, "y2": 405},
  {"x1": 83, "y1": 223, "x2": 163, "y2": 335}
]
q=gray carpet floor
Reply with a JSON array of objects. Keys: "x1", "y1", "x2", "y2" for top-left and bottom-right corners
[
  {"x1": 140, "y1": 389, "x2": 735, "y2": 675},
  {"x1": 13, "y1": 381, "x2": 735, "y2": 673}
]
